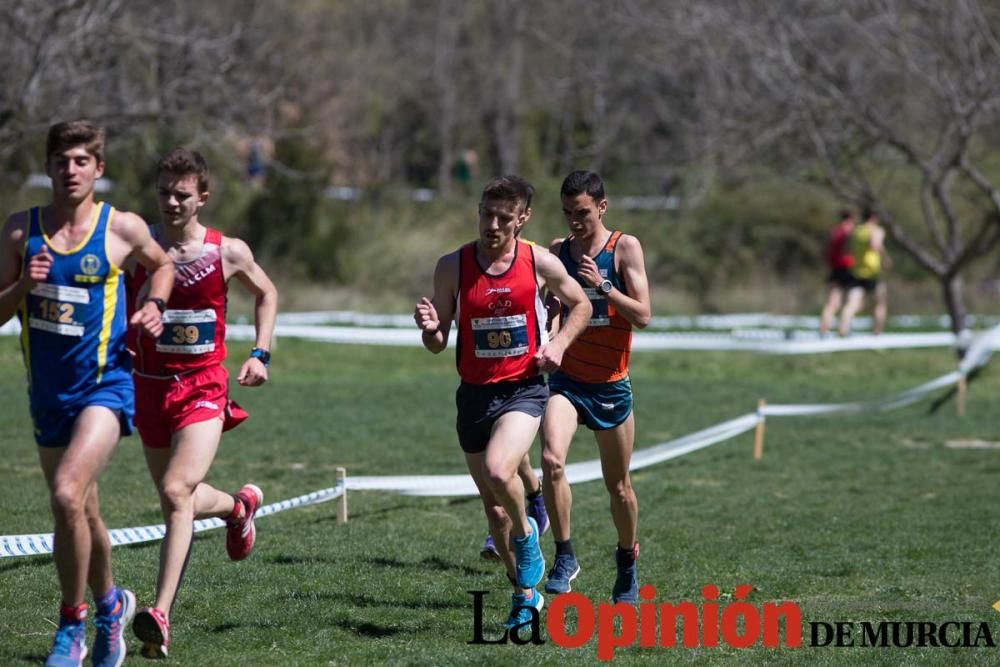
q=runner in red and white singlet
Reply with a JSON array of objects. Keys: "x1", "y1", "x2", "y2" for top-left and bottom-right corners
[{"x1": 126, "y1": 148, "x2": 278, "y2": 659}]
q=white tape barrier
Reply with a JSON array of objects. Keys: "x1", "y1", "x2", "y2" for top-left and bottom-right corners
[
  {"x1": 274, "y1": 310, "x2": 1000, "y2": 332},
  {"x1": 1, "y1": 484, "x2": 344, "y2": 559},
  {"x1": 761, "y1": 325, "x2": 998, "y2": 417},
  {"x1": 1, "y1": 315, "x2": 990, "y2": 355},
  {"x1": 229, "y1": 323, "x2": 966, "y2": 355},
  {"x1": 3, "y1": 325, "x2": 997, "y2": 557}
]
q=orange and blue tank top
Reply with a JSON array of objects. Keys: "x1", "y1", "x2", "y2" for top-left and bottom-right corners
[
  {"x1": 558, "y1": 230, "x2": 632, "y2": 383},
  {"x1": 18, "y1": 203, "x2": 131, "y2": 410},
  {"x1": 456, "y1": 240, "x2": 547, "y2": 384}
]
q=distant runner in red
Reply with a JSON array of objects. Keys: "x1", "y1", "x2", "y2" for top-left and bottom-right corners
[{"x1": 819, "y1": 209, "x2": 856, "y2": 337}]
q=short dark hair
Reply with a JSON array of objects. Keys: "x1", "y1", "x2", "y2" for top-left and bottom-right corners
[
  {"x1": 560, "y1": 170, "x2": 605, "y2": 201},
  {"x1": 481, "y1": 175, "x2": 533, "y2": 213},
  {"x1": 861, "y1": 206, "x2": 877, "y2": 222},
  {"x1": 838, "y1": 209, "x2": 853, "y2": 221},
  {"x1": 46, "y1": 120, "x2": 105, "y2": 163},
  {"x1": 158, "y1": 148, "x2": 210, "y2": 194}
]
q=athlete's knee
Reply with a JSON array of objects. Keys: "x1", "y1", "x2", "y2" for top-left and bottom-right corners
[
  {"x1": 483, "y1": 461, "x2": 517, "y2": 489},
  {"x1": 541, "y1": 447, "x2": 566, "y2": 480},
  {"x1": 159, "y1": 479, "x2": 196, "y2": 514},
  {"x1": 605, "y1": 477, "x2": 635, "y2": 504},
  {"x1": 50, "y1": 485, "x2": 87, "y2": 521}
]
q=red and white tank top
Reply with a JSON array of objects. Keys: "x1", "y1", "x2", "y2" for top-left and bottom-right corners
[
  {"x1": 456, "y1": 240, "x2": 547, "y2": 385},
  {"x1": 130, "y1": 227, "x2": 228, "y2": 375}
]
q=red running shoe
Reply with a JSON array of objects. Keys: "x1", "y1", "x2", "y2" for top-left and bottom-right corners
[
  {"x1": 132, "y1": 607, "x2": 169, "y2": 659},
  {"x1": 226, "y1": 484, "x2": 263, "y2": 561}
]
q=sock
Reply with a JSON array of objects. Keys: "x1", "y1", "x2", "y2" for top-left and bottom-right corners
[
  {"x1": 59, "y1": 602, "x2": 88, "y2": 623},
  {"x1": 227, "y1": 495, "x2": 245, "y2": 524},
  {"x1": 617, "y1": 543, "x2": 638, "y2": 563},
  {"x1": 555, "y1": 539, "x2": 574, "y2": 557},
  {"x1": 525, "y1": 488, "x2": 541, "y2": 501},
  {"x1": 95, "y1": 587, "x2": 119, "y2": 616}
]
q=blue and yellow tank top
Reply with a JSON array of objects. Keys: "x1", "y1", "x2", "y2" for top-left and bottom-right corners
[
  {"x1": 17, "y1": 203, "x2": 132, "y2": 410},
  {"x1": 558, "y1": 230, "x2": 632, "y2": 383},
  {"x1": 849, "y1": 223, "x2": 881, "y2": 280}
]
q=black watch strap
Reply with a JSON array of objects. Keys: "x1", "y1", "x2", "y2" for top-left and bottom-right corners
[
  {"x1": 145, "y1": 297, "x2": 167, "y2": 313},
  {"x1": 250, "y1": 347, "x2": 271, "y2": 366}
]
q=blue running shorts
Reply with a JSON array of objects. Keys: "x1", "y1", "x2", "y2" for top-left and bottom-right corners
[
  {"x1": 548, "y1": 372, "x2": 633, "y2": 431},
  {"x1": 31, "y1": 378, "x2": 135, "y2": 447}
]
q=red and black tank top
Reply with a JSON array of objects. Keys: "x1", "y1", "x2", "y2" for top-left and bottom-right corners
[{"x1": 456, "y1": 240, "x2": 547, "y2": 384}]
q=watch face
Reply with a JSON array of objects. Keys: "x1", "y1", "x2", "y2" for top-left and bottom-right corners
[{"x1": 599, "y1": 280, "x2": 613, "y2": 294}]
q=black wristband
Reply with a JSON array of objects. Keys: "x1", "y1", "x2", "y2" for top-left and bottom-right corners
[{"x1": 145, "y1": 297, "x2": 166, "y2": 313}]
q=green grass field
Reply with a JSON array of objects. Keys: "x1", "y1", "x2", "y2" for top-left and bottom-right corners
[{"x1": 1, "y1": 335, "x2": 999, "y2": 665}]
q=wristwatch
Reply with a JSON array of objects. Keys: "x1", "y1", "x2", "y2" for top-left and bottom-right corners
[
  {"x1": 597, "y1": 279, "x2": 613, "y2": 295},
  {"x1": 249, "y1": 347, "x2": 271, "y2": 366},
  {"x1": 144, "y1": 297, "x2": 167, "y2": 313}
]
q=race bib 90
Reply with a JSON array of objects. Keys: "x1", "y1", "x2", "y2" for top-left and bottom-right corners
[{"x1": 472, "y1": 314, "x2": 529, "y2": 358}]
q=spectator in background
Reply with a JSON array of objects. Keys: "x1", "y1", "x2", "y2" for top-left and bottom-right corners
[
  {"x1": 838, "y1": 207, "x2": 891, "y2": 336},
  {"x1": 819, "y1": 209, "x2": 856, "y2": 337}
]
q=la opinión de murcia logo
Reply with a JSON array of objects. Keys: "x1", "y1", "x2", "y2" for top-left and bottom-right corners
[{"x1": 468, "y1": 585, "x2": 998, "y2": 661}]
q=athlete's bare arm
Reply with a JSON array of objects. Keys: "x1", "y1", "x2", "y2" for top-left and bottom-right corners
[
  {"x1": 532, "y1": 245, "x2": 591, "y2": 373},
  {"x1": 610, "y1": 234, "x2": 652, "y2": 329},
  {"x1": 872, "y1": 226, "x2": 892, "y2": 270},
  {"x1": 112, "y1": 211, "x2": 173, "y2": 338},
  {"x1": 222, "y1": 236, "x2": 278, "y2": 386},
  {"x1": 415, "y1": 250, "x2": 459, "y2": 354},
  {"x1": 0, "y1": 213, "x2": 41, "y2": 325}
]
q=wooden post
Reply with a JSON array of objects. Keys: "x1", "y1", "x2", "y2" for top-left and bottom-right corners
[
  {"x1": 957, "y1": 374, "x2": 967, "y2": 418},
  {"x1": 336, "y1": 467, "x2": 348, "y2": 524},
  {"x1": 753, "y1": 399, "x2": 766, "y2": 460}
]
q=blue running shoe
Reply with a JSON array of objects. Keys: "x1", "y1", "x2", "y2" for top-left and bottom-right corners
[
  {"x1": 45, "y1": 620, "x2": 87, "y2": 667},
  {"x1": 527, "y1": 494, "x2": 549, "y2": 537},
  {"x1": 544, "y1": 553, "x2": 581, "y2": 594},
  {"x1": 480, "y1": 533, "x2": 502, "y2": 563},
  {"x1": 91, "y1": 588, "x2": 135, "y2": 667},
  {"x1": 612, "y1": 543, "x2": 639, "y2": 604},
  {"x1": 512, "y1": 516, "x2": 544, "y2": 589},
  {"x1": 504, "y1": 588, "x2": 545, "y2": 630}
]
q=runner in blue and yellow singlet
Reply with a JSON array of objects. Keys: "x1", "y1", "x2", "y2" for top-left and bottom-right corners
[
  {"x1": 415, "y1": 175, "x2": 591, "y2": 631},
  {"x1": 541, "y1": 170, "x2": 652, "y2": 604},
  {"x1": 0, "y1": 121, "x2": 173, "y2": 667}
]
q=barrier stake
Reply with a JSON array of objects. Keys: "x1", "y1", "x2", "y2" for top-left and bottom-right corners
[
  {"x1": 957, "y1": 374, "x2": 967, "y2": 417},
  {"x1": 753, "y1": 399, "x2": 766, "y2": 460},
  {"x1": 336, "y1": 467, "x2": 348, "y2": 524}
]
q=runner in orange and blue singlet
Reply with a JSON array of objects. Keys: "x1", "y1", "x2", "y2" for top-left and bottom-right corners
[
  {"x1": 551, "y1": 228, "x2": 634, "y2": 430},
  {"x1": 541, "y1": 170, "x2": 652, "y2": 606},
  {"x1": 415, "y1": 175, "x2": 591, "y2": 632}
]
